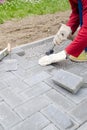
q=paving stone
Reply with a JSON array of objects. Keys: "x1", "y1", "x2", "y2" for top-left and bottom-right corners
[
  {"x1": 0, "y1": 102, "x2": 21, "y2": 129},
  {"x1": 41, "y1": 104, "x2": 78, "y2": 130},
  {"x1": 0, "y1": 80, "x2": 8, "y2": 90},
  {"x1": 3, "y1": 59, "x2": 18, "y2": 72},
  {"x1": 24, "y1": 71, "x2": 51, "y2": 86},
  {"x1": 10, "y1": 112, "x2": 50, "y2": 130},
  {"x1": 80, "y1": 72, "x2": 87, "y2": 83},
  {"x1": 70, "y1": 100, "x2": 87, "y2": 124},
  {"x1": 65, "y1": 87, "x2": 87, "y2": 104},
  {"x1": 13, "y1": 65, "x2": 53, "y2": 80},
  {"x1": 23, "y1": 65, "x2": 54, "y2": 77},
  {"x1": 52, "y1": 69, "x2": 84, "y2": 94},
  {"x1": 0, "y1": 62, "x2": 6, "y2": 73},
  {"x1": 0, "y1": 72, "x2": 15, "y2": 80},
  {"x1": 0, "y1": 124, "x2": 5, "y2": 130},
  {"x1": 0, "y1": 88, "x2": 27, "y2": 108},
  {"x1": 67, "y1": 65, "x2": 87, "y2": 76},
  {"x1": 46, "y1": 89, "x2": 75, "y2": 111},
  {"x1": 19, "y1": 58, "x2": 38, "y2": 70},
  {"x1": 14, "y1": 95, "x2": 51, "y2": 119},
  {"x1": 5, "y1": 77, "x2": 30, "y2": 93},
  {"x1": 20, "y1": 82, "x2": 51, "y2": 100},
  {"x1": 42, "y1": 124, "x2": 59, "y2": 130},
  {"x1": 77, "y1": 122, "x2": 87, "y2": 130}
]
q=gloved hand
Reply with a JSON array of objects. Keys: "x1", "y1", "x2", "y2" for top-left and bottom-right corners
[
  {"x1": 53, "y1": 24, "x2": 72, "y2": 45},
  {"x1": 39, "y1": 50, "x2": 66, "y2": 66}
]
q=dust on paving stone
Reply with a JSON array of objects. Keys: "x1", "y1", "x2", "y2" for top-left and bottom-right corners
[{"x1": 0, "y1": 10, "x2": 70, "y2": 50}]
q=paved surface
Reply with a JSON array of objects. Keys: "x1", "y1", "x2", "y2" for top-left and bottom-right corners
[{"x1": 0, "y1": 37, "x2": 87, "y2": 130}]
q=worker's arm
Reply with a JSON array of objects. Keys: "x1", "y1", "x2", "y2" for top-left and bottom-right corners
[
  {"x1": 65, "y1": 0, "x2": 87, "y2": 57},
  {"x1": 53, "y1": 0, "x2": 79, "y2": 45},
  {"x1": 66, "y1": 0, "x2": 80, "y2": 34}
]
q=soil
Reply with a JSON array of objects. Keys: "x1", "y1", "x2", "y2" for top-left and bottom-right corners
[{"x1": 0, "y1": 10, "x2": 70, "y2": 50}]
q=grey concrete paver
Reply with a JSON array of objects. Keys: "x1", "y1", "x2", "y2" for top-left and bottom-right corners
[
  {"x1": 10, "y1": 112, "x2": 50, "y2": 130},
  {"x1": 65, "y1": 87, "x2": 87, "y2": 104},
  {"x1": 5, "y1": 77, "x2": 30, "y2": 93},
  {"x1": 77, "y1": 122, "x2": 87, "y2": 130},
  {"x1": 14, "y1": 95, "x2": 51, "y2": 119},
  {"x1": 45, "y1": 89, "x2": 76, "y2": 111},
  {"x1": 69, "y1": 99, "x2": 87, "y2": 124},
  {"x1": 42, "y1": 123, "x2": 59, "y2": 130},
  {"x1": 0, "y1": 88, "x2": 27, "y2": 108},
  {"x1": 41, "y1": 104, "x2": 78, "y2": 130},
  {"x1": 19, "y1": 82, "x2": 51, "y2": 100},
  {"x1": 0, "y1": 80, "x2": 8, "y2": 90},
  {"x1": 52, "y1": 69, "x2": 83, "y2": 94},
  {"x1": 0, "y1": 124, "x2": 5, "y2": 130},
  {"x1": 24, "y1": 71, "x2": 51, "y2": 86},
  {"x1": 0, "y1": 102, "x2": 21, "y2": 129}
]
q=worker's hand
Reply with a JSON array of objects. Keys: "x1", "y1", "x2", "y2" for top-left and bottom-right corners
[{"x1": 53, "y1": 24, "x2": 72, "y2": 45}]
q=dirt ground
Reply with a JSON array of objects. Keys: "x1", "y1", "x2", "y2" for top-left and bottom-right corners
[{"x1": 0, "y1": 10, "x2": 70, "y2": 50}]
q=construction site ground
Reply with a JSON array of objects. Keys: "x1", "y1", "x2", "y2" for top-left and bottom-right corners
[{"x1": 0, "y1": 10, "x2": 70, "y2": 50}]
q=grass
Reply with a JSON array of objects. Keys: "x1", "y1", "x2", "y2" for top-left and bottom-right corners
[{"x1": 0, "y1": 0, "x2": 70, "y2": 24}]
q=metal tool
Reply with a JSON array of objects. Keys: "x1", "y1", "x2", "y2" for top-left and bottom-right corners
[{"x1": 45, "y1": 44, "x2": 55, "y2": 55}]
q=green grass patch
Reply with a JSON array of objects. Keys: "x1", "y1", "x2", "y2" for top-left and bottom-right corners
[{"x1": 0, "y1": 0, "x2": 70, "y2": 24}]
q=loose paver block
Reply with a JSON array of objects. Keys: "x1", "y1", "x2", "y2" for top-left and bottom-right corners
[{"x1": 52, "y1": 69, "x2": 84, "y2": 93}]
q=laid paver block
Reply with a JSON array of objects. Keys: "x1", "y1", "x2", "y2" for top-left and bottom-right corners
[
  {"x1": 20, "y1": 82, "x2": 51, "y2": 100},
  {"x1": 46, "y1": 89, "x2": 75, "y2": 111},
  {"x1": 42, "y1": 124, "x2": 59, "y2": 130},
  {"x1": 77, "y1": 122, "x2": 87, "y2": 130},
  {"x1": 0, "y1": 80, "x2": 8, "y2": 90},
  {"x1": 24, "y1": 71, "x2": 51, "y2": 86},
  {"x1": 0, "y1": 72, "x2": 15, "y2": 81},
  {"x1": 10, "y1": 112, "x2": 50, "y2": 130},
  {"x1": 41, "y1": 104, "x2": 78, "y2": 130},
  {"x1": 65, "y1": 87, "x2": 87, "y2": 104},
  {"x1": 0, "y1": 125, "x2": 5, "y2": 130},
  {"x1": 0, "y1": 88, "x2": 27, "y2": 108},
  {"x1": 0, "y1": 102, "x2": 21, "y2": 129},
  {"x1": 19, "y1": 58, "x2": 38, "y2": 70},
  {"x1": 67, "y1": 65, "x2": 87, "y2": 76},
  {"x1": 52, "y1": 69, "x2": 84, "y2": 93},
  {"x1": 14, "y1": 95, "x2": 51, "y2": 119},
  {"x1": 69, "y1": 100, "x2": 87, "y2": 124},
  {"x1": 5, "y1": 77, "x2": 30, "y2": 93}
]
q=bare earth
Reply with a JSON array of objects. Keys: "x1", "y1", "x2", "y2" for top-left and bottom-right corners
[{"x1": 0, "y1": 10, "x2": 70, "y2": 50}]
